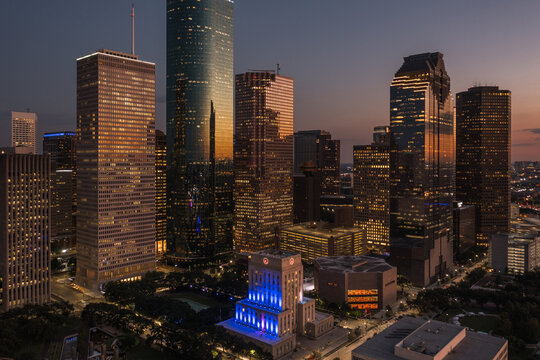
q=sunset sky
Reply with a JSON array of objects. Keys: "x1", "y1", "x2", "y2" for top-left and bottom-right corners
[{"x1": 1, "y1": 0, "x2": 539, "y2": 162}]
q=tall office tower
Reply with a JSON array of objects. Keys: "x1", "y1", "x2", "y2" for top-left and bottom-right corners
[
  {"x1": 11, "y1": 111, "x2": 37, "y2": 154},
  {"x1": 0, "y1": 149, "x2": 51, "y2": 311},
  {"x1": 294, "y1": 130, "x2": 340, "y2": 196},
  {"x1": 155, "y1": 130, "x2": 167, "y2": 255},
  {"x1": 166, "y1": 0, "x2": 234, "y2": 259},
  {"x1": 76, "y1": 49, "x2": 156, "y2": 291},
  {"x1": 456, "y1": 86, "x2": 511, "y2": 246},
  {"x1": 234, "y1": 72, "x2": 294, "y2": 252},
  {"x1": 389, "y1": 53, "x2": 455, "y2": 286},
  {"x1": 293, "y1": 162, "x2": 321, "y2": 224},
  {"x1": 353, "y1": 126, "x2": 390, "y2": 254},
  {"x1": 43, "y1": 132, "x2": 77, "y2": 249}
]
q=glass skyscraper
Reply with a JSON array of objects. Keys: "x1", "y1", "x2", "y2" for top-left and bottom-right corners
[
  {"x1": 389, "y1": 53, "x2": 454, "y2": 286},
  {"x1": 166, "y1": 0, "x2": 234, "y2": 258}
]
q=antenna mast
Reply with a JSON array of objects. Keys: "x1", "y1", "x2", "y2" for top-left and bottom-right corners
[{"x1": 131, "y1": 3, "x2": 135, "y2": 55}]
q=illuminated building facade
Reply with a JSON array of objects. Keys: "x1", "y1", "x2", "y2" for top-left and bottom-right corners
[
  {"x1": 166, "y1": 0, "x2": 234, "y2": 258},
  {"x1": 315, "y1": 256, "x2": 396, "y2": 311},
  {"x1": 389, "y1": 52, "x2": 454, "y2": 286},
  {"x1": 43, "y1": 132, "x2": 77, "y2": 249},
  {"x1": 294, "y1": 130, "x2": 340, "y2": 196},
  {"x1": 456, "y1": 86, "x2": 511, "y2": 246},
  {"x1": 76, "y1": 49, "x2": 156, "y2": 291},
  {"x1": 489, "y1": 232, "x2": 540, "y2": 274},
  {"x1": 219, "y1": 249, "x2": 333, "y2": 359},
  {"x1": 0, "y1": 149, "x2": 51, "y2": 311},
  {"x1": 280, "y1": 222, "x2": 364, "y2": 263},
  {"x1": 155, "y1": 130, "x2": 167, "y2": 255},
  {"x1": 353, "y1": 127, "x2": 390, "y2": 254},
  {"x1": 234, "y1": 72, "x2": 294, "y2": 252},
  {"x1": 11, "y1": 111, "x2": 37, "y2": 154}
]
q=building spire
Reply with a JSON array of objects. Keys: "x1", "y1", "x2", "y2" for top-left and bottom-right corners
[{"x1": 131, "y1": 3, "x2": 135, "y2": 55}]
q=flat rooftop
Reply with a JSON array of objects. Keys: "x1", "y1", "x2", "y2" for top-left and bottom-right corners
[
  {"x1": 352, "y1": 317, "x2": 507, "y2": 360},
  {"x1": 315, "y1": 255, "x2": 394, "y2": 274},
  {"x1": 282, "y1": 222, "x2": 360, "y2": 239},
  {"x1": 254, "y1": 248, "x2": 298, "y2": 259}
]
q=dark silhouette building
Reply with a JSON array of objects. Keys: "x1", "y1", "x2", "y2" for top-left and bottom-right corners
[
  {"x1": 320, "y1": 195, "x2": 354, "y2": 228},
  {"x1": 389, "y1": 53, "x2": 454, "y2": 286},
  {"x1": 294, "y1": 130, "x2": 340, "y2": 196},
  {"x1": 294, "y1": 161, "x2": 321, "y2": 224},
  {"x1": 453, "y1": 202, "x2": 476, "y2": 256},
  {"x1": 43, "y1": 132, "x2": 77, "y2": 249},
  {"x1": 353, "y1": 126, "x2": 390, "y2": 254},
  {"x1": 456, "y1": 86, "x2": 511, "y2": 246},
  {"x1": 234, "y1": 71, "x2": 294, "y2": 252},
  {"x1": 155, "y1": 130, "x2": 167, "y2": 255},
  {"x1": 166, "y1": 0, "x2": 234, "y2": 258}
]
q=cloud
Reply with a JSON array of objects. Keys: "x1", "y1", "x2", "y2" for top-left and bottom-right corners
[{"x1": 523, "y1": 128, "x2": 540, "y2": 134}]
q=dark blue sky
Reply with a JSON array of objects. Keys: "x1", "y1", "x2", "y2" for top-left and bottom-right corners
[{"x1": 2, "y1": 0, "x2": 540, "y2": 161}]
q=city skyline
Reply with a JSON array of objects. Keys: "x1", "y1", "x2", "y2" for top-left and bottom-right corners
[{"x1": 2, "y1": 1, "x2": 539, "y2": 162}]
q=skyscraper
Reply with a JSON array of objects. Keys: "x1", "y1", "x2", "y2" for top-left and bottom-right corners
[
  {"x1": 234, "y1": 71, "x2": 294, "y2": 252},
  {"x1": 0, "y1": 148, "x2": 51, "y2": 311},
  {"x1": 11, "y1": 111, "x2": 37, "y2": 154},
  {"x1": 353, "y1": 126, "x2": 390, "y2": 254},
  {"x1": 389, "y1": 53, "x2": 454, "y2": 286},
  {"x1": 166, "y1": 0, "x2": 234, "y2": 259},
  {"x1": 293, "y1": 162, "x2": 321, "y2": 224},
  {"x1": 294, "y1": 130, "x2": 340, "y2": 196},
  {"x1": 155, "y1": 129, "x2": 167, "y2": 255},
  {"x1": 43, "y1": 132, "x2": 77, "y2": 249},
  {"x1": 456, "y1": 86, "x2": 511, "y2": 246},
  {"x1": 76, "y1": 49, "x2": 156, "y2": 291}
]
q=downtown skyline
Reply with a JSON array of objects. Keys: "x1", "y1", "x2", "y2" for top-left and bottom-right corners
[{"x1": 2, "y1": 0, "x2": 539, "y2": 162}]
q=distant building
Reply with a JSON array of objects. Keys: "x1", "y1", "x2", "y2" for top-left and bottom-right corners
[
  {"x1": 453, "y1": 202, "x2": 476, "y2": 256},
  {"x1": 294, "y1": 130, "x2": 340, "y2": 196},
  {"x1": 219, "y1": 249, "x2": 333, "y2": 359},
  {"x1": 11, "y1": 111, "x2": 37, "y2": 154},
  {"x1": 456, "y1": 86, "x2": 511, "y2": 246},
  {"x1": 340, "y1": 172, "x2": 353, "y2": 196},
  {"x1": 293, "y1": 162, "x2": 321, "y2": 223},
  {"x1": 43, "y1": 132, "x2": 77, "y2": 249},
  {"x1": 234, "y1": 71, "x2": 294, "y2": 252},
  {"x1": 320, "y1": 195, "x2": 354, "y2": 228},
  {"x1": 76, "y1": 49, "x2": 156, "y2": 291},
  {"x1": 389, "y1": 52, "x2": 454, "y2": 286},
  {"x1": 155, "y1": 130, "x2": 167, "y2": 255},
  {"x1": 280, "y1": 222, "x2": 364, "y2": 263},
  {"x1": 0, "y1": 149, "x2": 51, "y2": 310},
  {"x1": 354, "y1": 127, "x2": 390, "y2": 254},
  {"x1": 352, "y1": 316, "x2": 508, "y2": 360},
  {"x1": 315, "y1": 256, "x2": 396, "y2": 311},
  {"x1": 489, "y1": 232, "x2": 540, "y2": 273}
]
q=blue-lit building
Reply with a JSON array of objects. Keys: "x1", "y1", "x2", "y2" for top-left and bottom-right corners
[
  {"x1": 219, "y1": 249, "x2": 333, "y2": 359},
  {"x1": 166, "y1": 0, "x2": 234, "y2": 259}
]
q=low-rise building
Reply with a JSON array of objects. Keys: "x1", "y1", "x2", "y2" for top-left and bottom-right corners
[
  {"x1": 219, "y1": 249, "x2": 333, "y2": 359},
  {"x1": 279, "y1": 222, "x2": 364, "y2": 263},
  {"x1": 352, "y1": 317, "x2": 508, "y2": 360},
  {"x1": 314, "y1": 255, "x2": 396, "y2": 311},
  {"x1": 489, "y1": 232, "x2": 540, "y2": 273}
]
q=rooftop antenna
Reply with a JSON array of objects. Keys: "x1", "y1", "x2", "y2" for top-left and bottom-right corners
[
  {"x1": 276, "y1": 62, "x2": 280, "y2": 75},
  {"x1": 130, "y1": 3, "x2": 135, "y2": 55}
]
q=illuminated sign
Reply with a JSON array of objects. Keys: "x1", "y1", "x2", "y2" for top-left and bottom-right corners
[
  {"x1": 263, "y1": 258, "x2": 268, "y2": 265},
  {"x1": 289, "y1": 258, "x2": 294, "y2": 265},
  {"x1": 348, "y1": 289, "x2": 378, "y2": 296}
]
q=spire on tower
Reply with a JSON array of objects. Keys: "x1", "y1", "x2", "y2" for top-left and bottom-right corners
[{"x1": 131, "y1": 3, "x2": 135, "y2": 55}]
